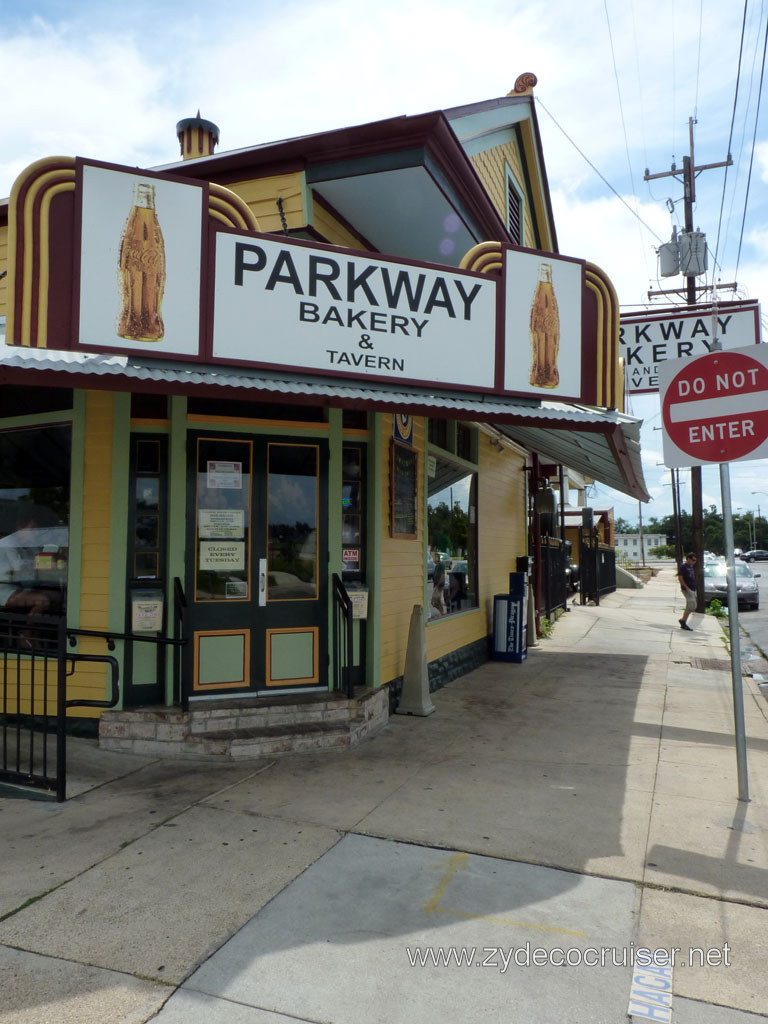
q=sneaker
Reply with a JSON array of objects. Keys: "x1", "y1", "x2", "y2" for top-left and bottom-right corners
[{"x1": 679, "y1": 620, "x2": 693, "y2": 631}]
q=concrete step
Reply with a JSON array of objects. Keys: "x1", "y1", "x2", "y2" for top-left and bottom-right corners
[{"x1": 99, "y1": 686, "x2": 389, "y2": 758}]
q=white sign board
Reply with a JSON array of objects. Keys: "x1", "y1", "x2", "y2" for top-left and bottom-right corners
[
  {"x1": 78, "y1": 163, "x2": 204, "y2": 357},
  {"x1": 503, "y1": 249, "x2": 583, "y2": 399},
  {"x1": 621, "y1": 301, "x2": 761, "y2": 393},
  {"x1": 198, "y1": 509, "x2": 244, "y2": 538},
  {"x1": 212, "y1": 234, "x2": 497, "y2": 389},
  {"x1": 199, "y1": 541, "x2": 246, "y2": 571}
]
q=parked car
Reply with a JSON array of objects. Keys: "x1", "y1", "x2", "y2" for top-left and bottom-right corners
[
  {"x1": 740, "y1": 549, "x2": 768, "y2": 562},
  {"x1": 703, "y1": 561, "x2": 760, "y2": 610}
]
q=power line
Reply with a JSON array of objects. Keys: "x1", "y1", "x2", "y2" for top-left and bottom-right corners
[
  {"x1": 603, "y1": 0, "x2": 651, "y2": 282},
  {"x1": 735, "y1": 8, "x2": 768, "y2": 277},
  {"x1": 535, "y1": 96, "x2": 664, "y2": 244},
  {"x1": 713, "y1": 0, "x2": 750, "y2": 288}
]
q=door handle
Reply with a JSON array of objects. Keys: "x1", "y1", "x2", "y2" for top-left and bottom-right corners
[{"x1": 259, "y1": 558, "x2": 267, "y2": 607}]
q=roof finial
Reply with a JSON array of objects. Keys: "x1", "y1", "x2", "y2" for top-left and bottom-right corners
[{"x1": 509, "y1": 73, "x2": 537, "y2": 96}]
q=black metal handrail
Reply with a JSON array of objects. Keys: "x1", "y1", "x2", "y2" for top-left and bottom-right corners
[
  {"x1": 173, "y1": 577, "x2": 187, "y2": 708},
  {"x1": 332, "y1": 573, "x2": 355, "y2": 699}
]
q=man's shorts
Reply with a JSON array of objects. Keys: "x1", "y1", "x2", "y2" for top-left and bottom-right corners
[{"x1": 683, "y1": 589, "x2": 696, "y2": 612}]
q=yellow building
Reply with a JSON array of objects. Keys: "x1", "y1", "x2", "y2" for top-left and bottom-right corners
[{"x1": 0, "y1": 77, "x2": 647, "y2": 795}]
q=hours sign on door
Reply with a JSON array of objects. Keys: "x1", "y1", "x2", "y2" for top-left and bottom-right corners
[{"x1": 658, "y1": 345, "x2": 768, "y2": 467}]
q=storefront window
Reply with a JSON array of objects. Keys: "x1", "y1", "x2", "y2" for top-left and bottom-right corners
[
  {"x1": 426, "y1": 445, "x2": 478, "y2": 620},
  {"x1": 0, "y1": 425, "x2": 71, "y2": 617}
]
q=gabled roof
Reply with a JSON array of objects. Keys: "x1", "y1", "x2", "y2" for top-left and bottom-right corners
[{"x1": 153, "y1": 91, "x2": 554, "y2": 266}]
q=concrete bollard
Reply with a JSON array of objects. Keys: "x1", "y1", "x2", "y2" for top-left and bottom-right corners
[{"x1": 395, "y1": 604, "x2": 435, "y2": 716}]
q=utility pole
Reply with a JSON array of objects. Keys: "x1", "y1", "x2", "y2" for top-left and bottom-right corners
[{"x1": 644, "y1": 117, "x2": 732, "y2": 610}]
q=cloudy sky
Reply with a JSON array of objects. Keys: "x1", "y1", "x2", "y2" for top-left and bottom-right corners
[{"x1": 2, "y1": 0, "x2": 767, "y2": 529}]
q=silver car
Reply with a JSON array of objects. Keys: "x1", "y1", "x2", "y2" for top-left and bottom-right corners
[{"x1": 703, "y1": 560, "x2": 760, "y2": 611}]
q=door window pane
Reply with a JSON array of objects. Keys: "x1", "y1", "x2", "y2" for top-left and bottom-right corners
[
  {"x1": 267, "y1": 444, "x2": 318, "y2": 601},
  {"x1": 0, "y1": 425, "x2": 71, "y2": 617},
  {"x1": 195, "y1": 438, "x2": 251, "y2": 601}
]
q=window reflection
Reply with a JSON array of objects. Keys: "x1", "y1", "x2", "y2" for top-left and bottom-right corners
[
  {"x1": 426, "y1": 456, "x2": 477, "y2": 619},
  {"x1": 268, "y1": 444, "x2": 318, "y2": 600},
  {"x1": 195, "y1": 439, "x2": 251, "y2": 601},
  {"x1": 0, "y1": 425, "x2": 71, "y2": 617}
]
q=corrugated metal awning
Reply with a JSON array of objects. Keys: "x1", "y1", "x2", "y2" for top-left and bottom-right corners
[{"x1": 0, "y1": 346, "x2": 649, "y2": 500}]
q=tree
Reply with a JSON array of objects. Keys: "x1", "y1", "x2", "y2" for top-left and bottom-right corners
[{"x1": 614, "y1": 516, "x2": 636, "y2": 534}]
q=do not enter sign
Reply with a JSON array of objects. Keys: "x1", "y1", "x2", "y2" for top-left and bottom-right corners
[{"x1": 659, "y1": 345, "x2": 768, "y2": 467}]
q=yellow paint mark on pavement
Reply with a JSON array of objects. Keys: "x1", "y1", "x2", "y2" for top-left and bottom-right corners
[
  {"x1": 424, "y1": 852, "x2": 586, "y2": 938},
  {"x1": 424, "y1": 853, "x2": 469, "y2": 914}
]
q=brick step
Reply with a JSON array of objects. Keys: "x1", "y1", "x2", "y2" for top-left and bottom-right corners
[{"x1": 99, "y1": 686, "x2": 390, "y2": 759}]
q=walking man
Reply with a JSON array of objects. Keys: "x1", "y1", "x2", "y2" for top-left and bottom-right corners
[{"x1": 677, "y1": 552, "x2": 697, "y2": 631}]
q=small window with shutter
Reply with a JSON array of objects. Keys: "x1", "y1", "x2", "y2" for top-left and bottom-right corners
[{"x1": 506, "y1": 170, "x2": 523, "y2": 245}]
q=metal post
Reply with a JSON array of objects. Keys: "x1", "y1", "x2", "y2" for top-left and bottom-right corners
[{"x1": 720, "y1": 462, "x2": 749, "y2": 802}]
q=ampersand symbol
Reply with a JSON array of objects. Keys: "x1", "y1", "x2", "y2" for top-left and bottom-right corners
[{"x1": 359, "y1": 335, "x2": 374, "y2": 349}]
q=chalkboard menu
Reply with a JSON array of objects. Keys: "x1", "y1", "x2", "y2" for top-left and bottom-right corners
[{"x1": 390, "y1": 440, "x2": 418, "y2": 538}]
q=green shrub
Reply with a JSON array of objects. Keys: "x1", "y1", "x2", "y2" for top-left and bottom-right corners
[{"x1": 707, "y1": 599, "x2": 727, "y2": 619}]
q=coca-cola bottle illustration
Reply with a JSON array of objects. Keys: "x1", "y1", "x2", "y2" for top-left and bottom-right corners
[
  {"x1": 529, "y1": 262, "x2": 560, "y2": 388},
  {"x1": 117, "y1": 183, "x2": 166, "y2": 342}
]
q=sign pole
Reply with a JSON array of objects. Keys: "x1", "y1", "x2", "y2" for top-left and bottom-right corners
[{"x1": 719, "y1": 460, "x2": 750, "y2": 802}]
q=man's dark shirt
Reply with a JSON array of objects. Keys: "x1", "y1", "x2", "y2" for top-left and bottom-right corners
[{"x1": 678, "y1": 561, "x2": 696, "y2": 591}]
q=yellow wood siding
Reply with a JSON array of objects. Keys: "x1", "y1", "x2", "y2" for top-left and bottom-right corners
[
  {"x1": 378, "y1": 415, "x2": 426, "y2": 684},
  {"x1": 378, "y1": 419, "x2": 527, "y2": 683},
  {"x1": 0, "y1": 223, "x2": 7, "y2": 317},
  {"x1": 312, "y1": 199, "x2": 370, "y2": 249},
  {"x1": 470, "y1": 141, "x2": 535, "y2": 248},
  {"x1": 70, "y1": 391, "x2": 115, "y2": 717},
  {"x1": 426, "y1": 434, "x2": 527, "y2": 663},
  {"x1": 228, "y1": 173, "x2": 306, "y2": 234}
]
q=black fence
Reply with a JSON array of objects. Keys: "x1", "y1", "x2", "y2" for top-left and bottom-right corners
[
  {"x1": 579, "y1": 542, "x2": 617, "y2": 605},
  {"x1": 0, "y1": 583, "x2": 187, "y2": 801},
  {"x1": 332, "y1": 574, "x2": 355, "y2": 699},
  {"x1": 0, "y1": 612, "x2": 119, "y2": 802},
  {"x1": 539, "y1": 539, "x2": 569, "y2": 617}
]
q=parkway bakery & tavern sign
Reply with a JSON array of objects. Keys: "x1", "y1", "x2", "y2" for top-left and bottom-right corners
[{"x1": 6, "y1": 158, "x2": 621, "y2": 408}]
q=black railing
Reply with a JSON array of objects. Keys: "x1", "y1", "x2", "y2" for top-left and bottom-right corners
[
  {"x1": 579, "y1": 542, "x2": 617, "y2": 604},
  {"x1": 0, "y1": 582, "x2": 188, "y2": 801},
  {"x1": 173, "y1": 577, "x2": 188, "y2": 708},
  {"x1": 332, "y1": 574, "x2": 355, "y2": 699},
  {"x1": 539, "y1": 538, "x2": 568, "y2": 617}
]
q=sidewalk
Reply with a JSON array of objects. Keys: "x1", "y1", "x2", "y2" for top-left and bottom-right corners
[{"x1": 1, "y1": 568, "x2": 767, "y2": 1023}]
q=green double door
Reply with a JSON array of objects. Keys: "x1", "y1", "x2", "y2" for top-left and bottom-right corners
[{"x1": 184, "y1": 432, "x2": 328, "y2": 698}]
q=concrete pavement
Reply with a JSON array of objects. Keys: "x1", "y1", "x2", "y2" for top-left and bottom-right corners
[{"x1": 1, "y1": 567, "x2": 767, "y2": 1023}]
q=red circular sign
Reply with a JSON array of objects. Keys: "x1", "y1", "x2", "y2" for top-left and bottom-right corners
[{"x1": 662, "y1": 350, "x2": 768, "y2": 462}]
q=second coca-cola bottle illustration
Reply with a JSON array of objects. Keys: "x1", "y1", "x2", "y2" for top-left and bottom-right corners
[{"x1": 529, "y1": 262, "x2": 560, "y2": 388}]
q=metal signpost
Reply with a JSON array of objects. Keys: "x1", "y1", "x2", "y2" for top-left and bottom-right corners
[{"x1": 658, "y1": 343, "x2": 768, "y2": 803}]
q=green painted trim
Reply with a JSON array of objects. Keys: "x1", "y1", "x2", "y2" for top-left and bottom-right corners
[
  {"x1": 366, "y1": 414, "x2": 383, "y2": 687},
  {"x1": 0, "y1": 409, "x2": 74, "y2": 430},
  {"x1": 460, "y1": 126, "x2": 518, "y2": 159},
  {"x1": 269, "y1": 630, "x2": 315, "y2": 681},
  {"x1": 66, "y1": 393, "x2": 86, "y2": 632},
  {"x1": 327, "y1": 409, "x2": 343, "y2": 692},
  {"x1": 301, "y1": 172, "x2": 314, "y2": 228},
  {"x1": 108, "y1": 393, "x2": 132, "y2": 705},
  {"x1": 198, "y1": 633, "x2": 245, "y2": 685},
  {"x1": 165, "y1": 395, "x2": 188, "y2": 703},
  {"x1": 306, "y1": 148, "x2": 426, "y2": 183}
]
